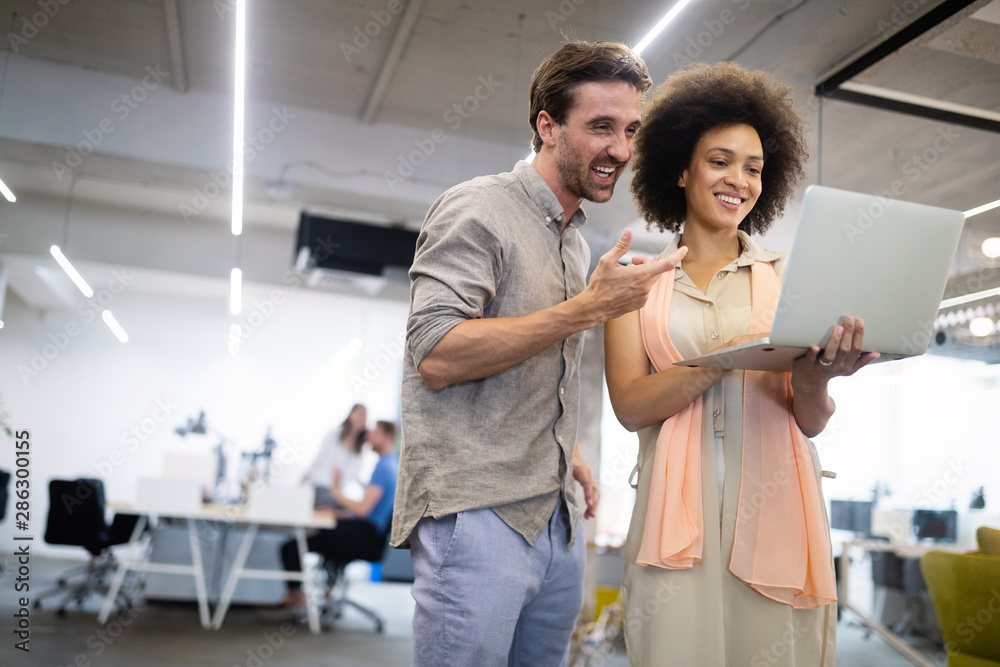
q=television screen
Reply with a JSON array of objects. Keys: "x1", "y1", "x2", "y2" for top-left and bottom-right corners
[
  {"x1": 829, "y1": 500, "x2": 874, "y2": 536},
  {"x1": 912, "y1": 509, "x2": 958, "y2": 542},
  {"x1": 296, "y1": 212, "x2": 419, "y2": 277}
]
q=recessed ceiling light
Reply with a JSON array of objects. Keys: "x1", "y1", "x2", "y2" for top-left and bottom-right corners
[
  {"x1": 969, "y1": 316, "x2": 994, "y2": 337},
  {"x1": 982, "y1": 237, "x2": 1000, "y2": 259}
]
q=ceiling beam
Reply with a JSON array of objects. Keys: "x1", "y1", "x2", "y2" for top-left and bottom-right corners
[
  {"x1": 164, "y1": 0, "x2": 189, "y2": 93},
  {"x1": 815, "y1": 0, "x2": 980, "y2": 95},
  {"x1": 361, "y1": 0, "x2": 426, "y2": 125},
  {"x1": 829, "y1": 82, "x2": 1000, "y2": 133},
  {"x1": 814, "y1": 0, "x2": 999, "y2": 134}
]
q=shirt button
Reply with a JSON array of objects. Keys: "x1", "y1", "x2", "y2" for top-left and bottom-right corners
[
  {"x1": 557, "y1": 435, "x2": 564, "y2": 443},
  {"x1": 705, "y1": 302, "x2": 712, "y2": 308},
  {"x1": 711, "y1": 331, "x2": 719, "y2": 339},
  {"x1": 717, "y1": 272, "x2": 725, "y2": 280},
  {"x1": 545, "y1": 216, "x2": 552, "y2": 222},
  {"x1": 713, "y1": 409, "x2": 721, "y2": 417},
  {"x1": 560, "y1": 387, "x2": 565, "y2": 395}
]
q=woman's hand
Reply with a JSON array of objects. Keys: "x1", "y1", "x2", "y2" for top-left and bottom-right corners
[
  {"x1": 790, "y1": 316, "x2": 879, "y2": 437},
  {"x1": 792, "y1": 316, "x2": 879, "y2": 387}
]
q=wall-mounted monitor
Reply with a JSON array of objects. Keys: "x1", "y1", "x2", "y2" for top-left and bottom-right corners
[
  {"x1": 295, "y1": 212, "x2": 419, "y2": 278},
  {"x1": 829, "y1": 500, "x2": 874, "y2": 537},
  {"x1": 912, "y1": 509, "x2": 958, "y2": 542}
]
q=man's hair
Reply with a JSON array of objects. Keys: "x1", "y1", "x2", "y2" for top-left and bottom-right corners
[
  {"x1": 375, "y1": 420, "x2": 397, "y2": 440},
  {"x1": 630, "y1": 62, "x2": 809, "y2": 235},
  {"x1": 528, "y1": 41, "x2": 652, "y2": 153}
]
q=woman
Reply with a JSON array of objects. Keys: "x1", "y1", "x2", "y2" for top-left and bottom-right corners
[
  {"x1": 604, "y1": 62, "x2": 878, "y2": 665},
  {"x1": 301, "y1": 403, "x2": 367, "y2": 501}
]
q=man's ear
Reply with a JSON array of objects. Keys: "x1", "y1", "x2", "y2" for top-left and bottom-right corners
[{"x1": 536, "y1": 110, "x2": 558, "y2": 148}]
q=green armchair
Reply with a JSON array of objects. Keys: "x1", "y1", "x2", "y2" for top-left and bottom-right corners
[{"x1": 921, "y1": 526, "x2": 1000, "y2": 667}]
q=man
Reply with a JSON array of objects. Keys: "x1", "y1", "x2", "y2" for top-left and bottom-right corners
[
  {"x1": 393, "y1": 41, "x2": 688, "y2": 665},
  {"x1": 280, "y1": 420, "x2": 398, "y2": 608}
]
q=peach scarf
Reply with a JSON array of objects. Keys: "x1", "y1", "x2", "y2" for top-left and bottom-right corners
[{"x1": 636, "y1": 261, "x2": 836, "y2": 609}]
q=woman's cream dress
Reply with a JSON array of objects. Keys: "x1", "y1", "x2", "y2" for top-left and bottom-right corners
[{"x1": 622, "y1": 232, "x2": 836, "y2": 667}]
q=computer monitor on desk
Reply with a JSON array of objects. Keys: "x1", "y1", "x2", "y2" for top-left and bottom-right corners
[
  {"x1": 912, "y1": 509, "x2": 958, "y2": 542},
  {"x1": 830, "y1": 500, "x2": 874, "y2": 537}
]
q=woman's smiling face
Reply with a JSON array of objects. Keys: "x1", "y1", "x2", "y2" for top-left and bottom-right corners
[{"x1": 678, "y1": 123, "x2": 764, "y2": 233}]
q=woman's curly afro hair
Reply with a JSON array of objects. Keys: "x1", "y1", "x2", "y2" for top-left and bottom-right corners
[{"x1": 630, "y1": 62, "x2": 809, "y2": 235}]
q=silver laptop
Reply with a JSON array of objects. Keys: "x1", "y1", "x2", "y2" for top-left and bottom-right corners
[{"x1": 675, "y1": 185, "x2": 964, "y2": 371}]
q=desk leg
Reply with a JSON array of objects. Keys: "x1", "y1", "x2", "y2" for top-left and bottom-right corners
[
  {"x1": 841, "y1": 604, "x2": 935, "y2": 667},
  {"x1": 296, "y1": 527, "x2": 320, "y2": 635},
  {"x1": 98, "y1": 515, "x2": 148, "y2": 624},
  {"x1": 187, "y1": 520, "x2": 211, "y2": 629},
  {"x1": 211, "y1": 523, "x2": 258, "y2": 630},
  {"x1": 840, "y1": 544, "x2": 850, "y2": 612}
]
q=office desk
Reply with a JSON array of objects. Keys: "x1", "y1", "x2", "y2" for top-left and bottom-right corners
[
  {"x1": 100, "y1": 503, "x2": 334, "y2": 634},
  {"x1": 839, "y1": 539, "x2": 967, "y2": 667}
]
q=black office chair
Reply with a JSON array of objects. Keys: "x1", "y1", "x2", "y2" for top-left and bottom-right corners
[
  {"x1": 0, "y1": 469, "x2": 9, "y2": 576},
  {"x1": 319, "y1": 524, "x2": 392, "y2": 633},
  {"x1": 867, "y1": 550, "x2": 932, "y2": 639},
  {"x1": 34, "y1": 478, "x2": 141, "y2": 617},
  {"x1": 0, "y1": 469, "x2": 9, "y2": 523}
]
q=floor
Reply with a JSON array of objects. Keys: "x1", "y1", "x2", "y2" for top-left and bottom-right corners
[{"x1": 0, "y1": 555, "x2": 947, "y2": 666}]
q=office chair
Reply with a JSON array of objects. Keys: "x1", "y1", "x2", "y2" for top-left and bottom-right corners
[
  {"x1": 34, "y1": 478, "x2": 141, "y2": 617},
  {"x1": 922, "y1": 549, "x2": 1000, "y2": 667},
  {"x1": 868, "y1": 550, "x2": 934, "y2": 639},
  {"x1": 0, "y1": 470, "x2": 9, "y2": 576},
  {"x1": 319, "y1": 525, "x2": 392, "y2": 633}
]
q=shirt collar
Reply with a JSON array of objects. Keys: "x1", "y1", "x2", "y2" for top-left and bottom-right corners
[
  {"x1": 662, "y1": 230, "x2": 783, "y2": 278},
  {"x1": 512, "y1": 160, "x2": 588, "y2": 235}
]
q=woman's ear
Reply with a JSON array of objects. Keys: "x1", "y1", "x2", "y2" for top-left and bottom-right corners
[{"x1": 677, "y1": 170, "x2": 687, "y2": 188}]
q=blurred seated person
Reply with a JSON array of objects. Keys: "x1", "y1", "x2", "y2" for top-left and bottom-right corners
[
  {"x1": 301, "y1": 403, "x2": 367, "y2": 508},
  {"x1": 281, "y1": 420, "x2": 399, "y2": 608}
]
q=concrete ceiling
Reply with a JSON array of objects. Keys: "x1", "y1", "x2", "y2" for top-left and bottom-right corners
[{"x1": 0, "y1": 0, "x2": 998, "y2": 356}]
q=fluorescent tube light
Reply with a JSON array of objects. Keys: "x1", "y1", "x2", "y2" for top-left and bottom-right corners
[
  {"x1": 633, "y1": 0, "x2": 695, "y2": 55},
  {"x1": 231, "y1": 0, "x2": 246, "y2": 236},
  {"x1": 102, "y1": 310, "x2": 129, "y2": 343},
  {"x1": 965, "y1": 198, "x2": 1000, "y2": 218},
  {"x1": 939, "y1": 287, "x2": 1000, "y2": 310},
  {"x1": 0, "y1": 177, "x2": 16, "y2": 202},
  {"x1": 334, "y1": 337, "x2": 362, "y2": 366},
  {"x1": 50, "y1": 245, "x2": 94, "y2": 298},
  {"x1": 230, "y1": 268, "x2": 242, "y2": 315}
]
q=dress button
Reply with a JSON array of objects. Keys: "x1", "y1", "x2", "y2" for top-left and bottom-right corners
[
  {"x1": 713, "y1": 409, "x2": 721, "y2": 417},
  {"x1": 717, "y1": 272, "x2": 725, "y2": 280},
  {"x1": 711, "y1": 331, "x2": 719, "y2": 339},
  {"x1": 704, "y1": 302, "x2": 712, "y2": 308}
]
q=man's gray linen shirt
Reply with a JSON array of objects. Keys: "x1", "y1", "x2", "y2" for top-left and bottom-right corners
[{"x1": 391, "y1": 161, "x2": 590, "y2": 550}]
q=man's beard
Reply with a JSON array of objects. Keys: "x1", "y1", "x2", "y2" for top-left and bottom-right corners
[{"x1": 555, "y1": 132, "x2": 620, "y2": 204}]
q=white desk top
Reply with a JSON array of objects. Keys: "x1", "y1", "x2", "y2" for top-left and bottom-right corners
[{"x1": 108, "y1": 501, "x2": 336, "y2": 529}]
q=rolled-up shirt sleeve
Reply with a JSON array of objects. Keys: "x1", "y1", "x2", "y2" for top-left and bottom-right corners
[{"x1": 406, "y1": 187, "x2": 504, "y2": 368}]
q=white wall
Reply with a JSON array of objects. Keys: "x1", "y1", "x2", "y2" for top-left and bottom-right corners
[{"x1": 0, "y1": 271, "x2": 408, "y2": 557}]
